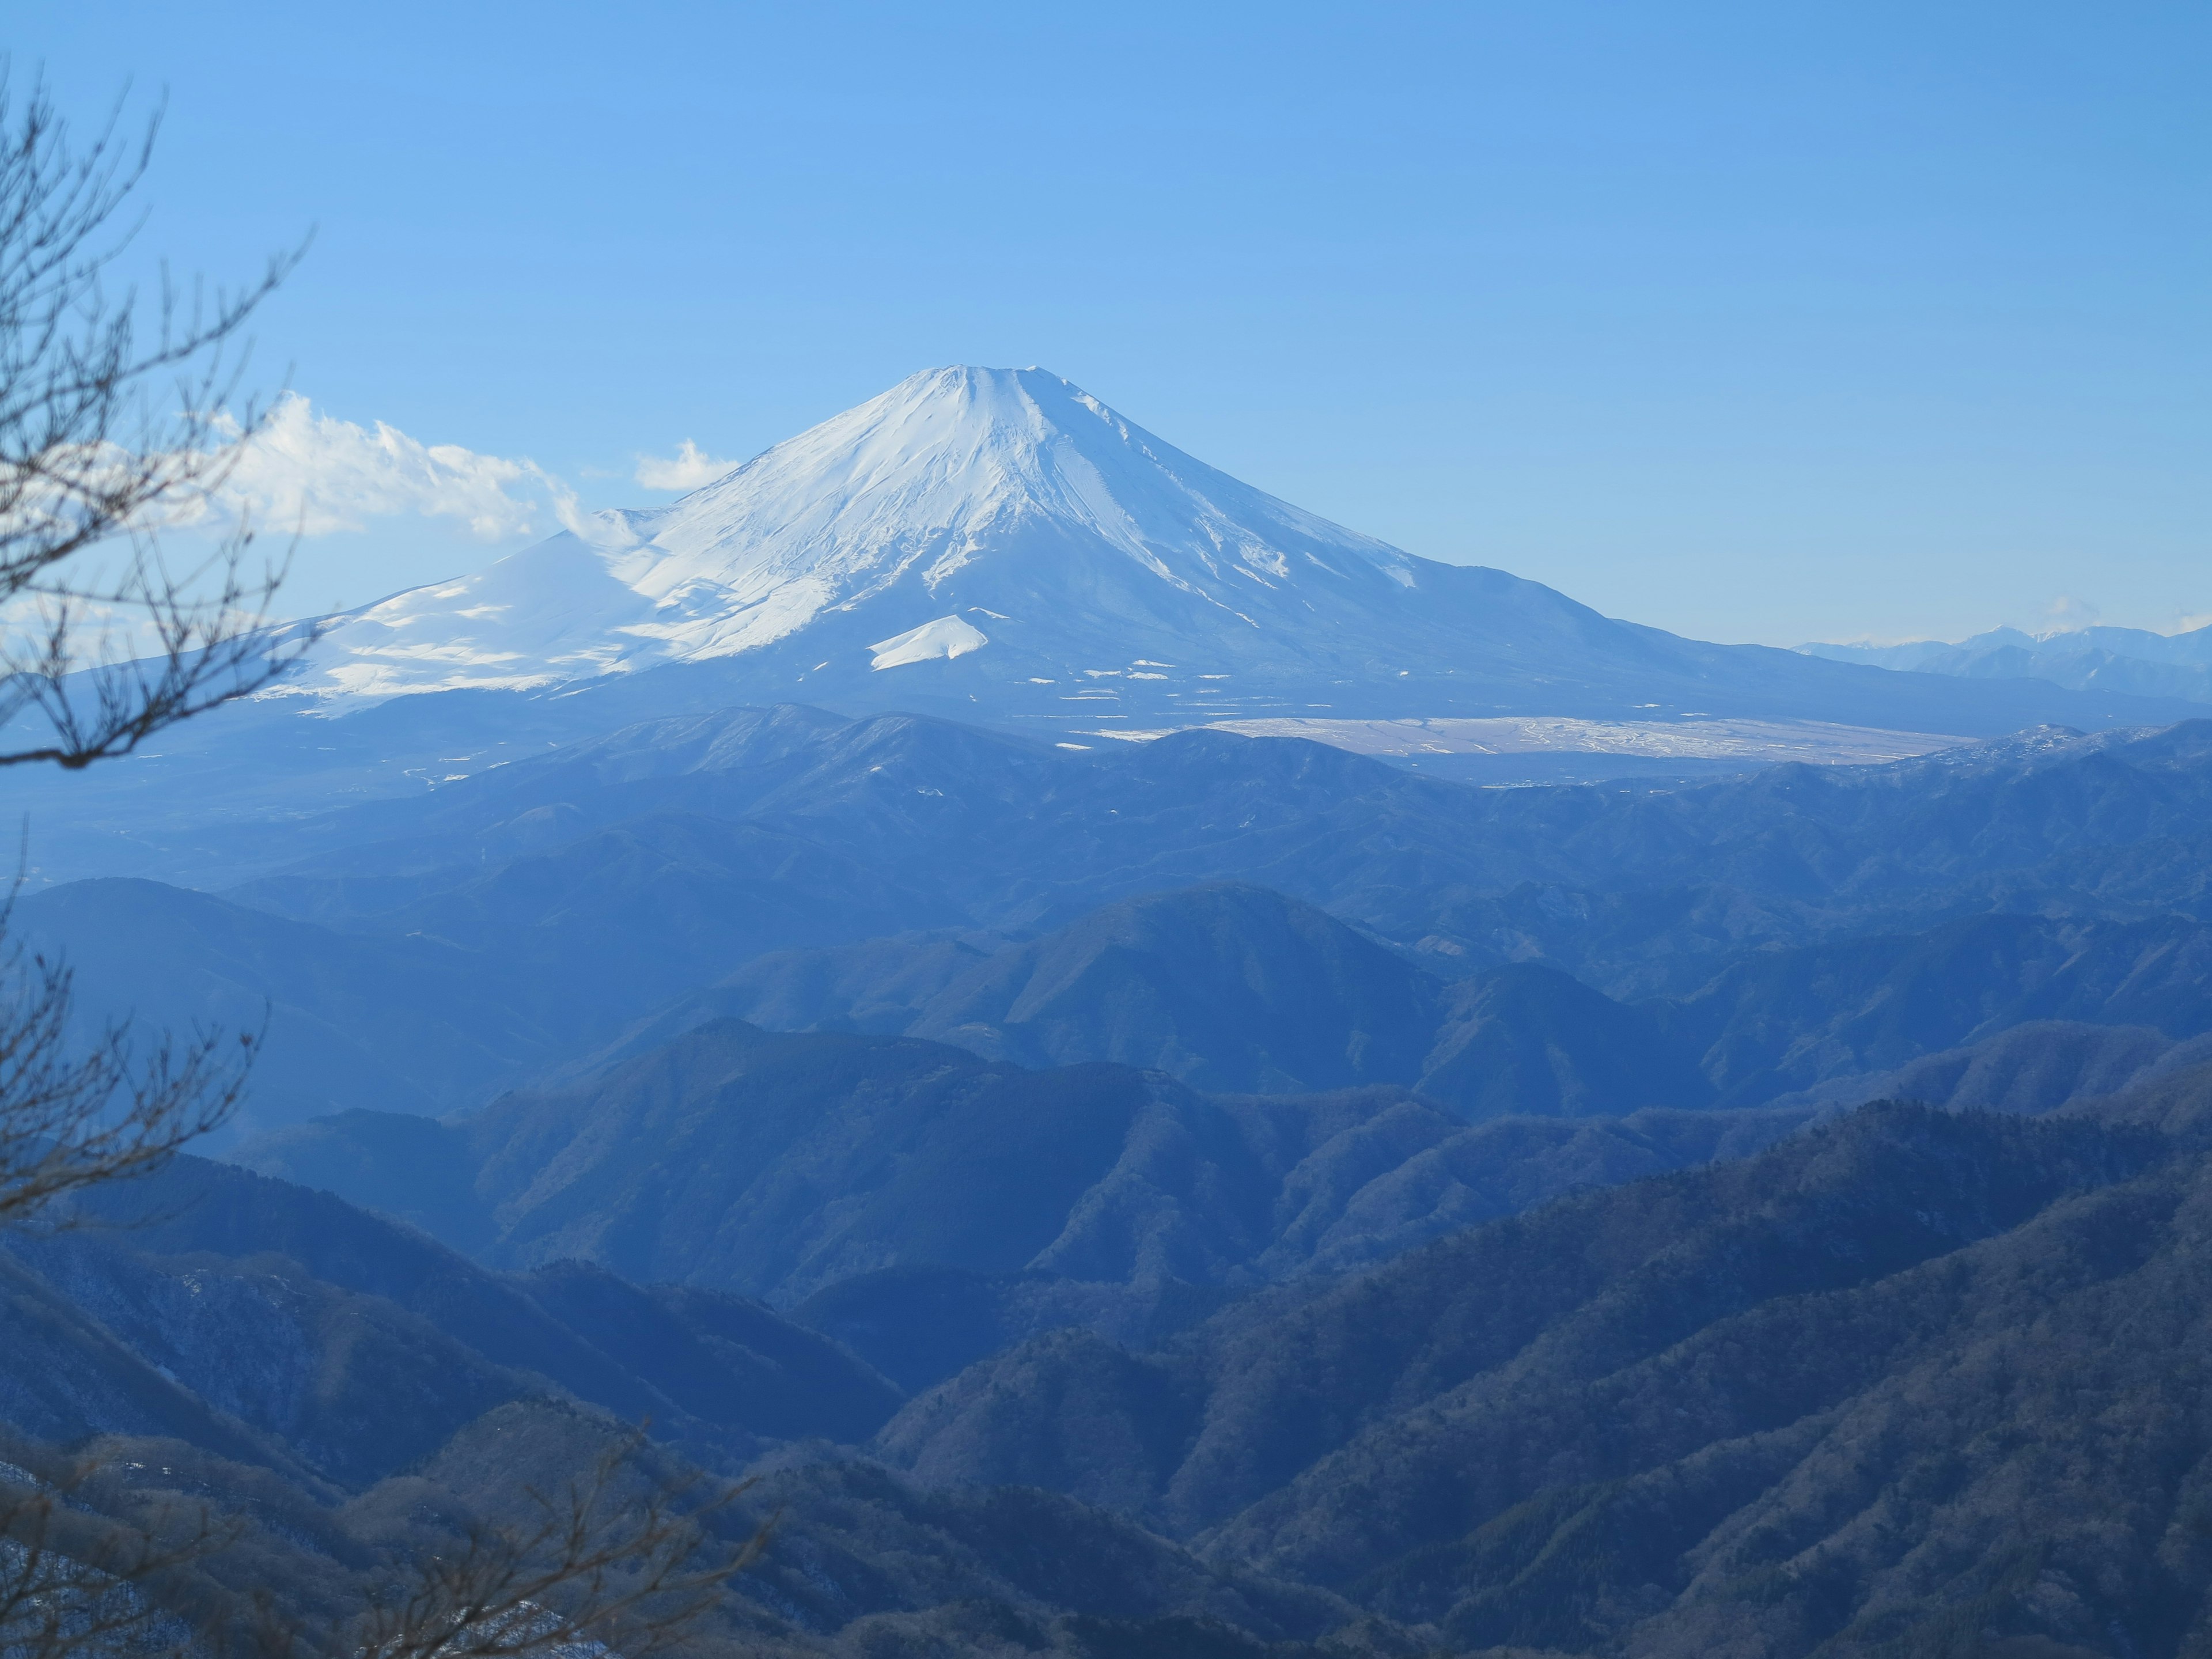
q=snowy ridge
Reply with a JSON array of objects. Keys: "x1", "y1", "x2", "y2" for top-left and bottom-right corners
[
  {"x1": 262, "y1": 366, "x2": 2195, "y2": 741},
  {"x1": 287, "y1": 366, "x2": 1422, "y2": 700}
]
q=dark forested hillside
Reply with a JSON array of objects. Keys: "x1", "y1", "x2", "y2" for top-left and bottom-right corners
[
  {"x1": 234, "y1": 1018, "x2": 1820, "y2": 1321},
  {"x1": 18, "y1": 704, "x2": 2212, "y2": 1657},
  {"x1": 877, "y1": 1096, "x2": 2212, "y2": 1655},
  {"x1": 0, "y1": 1168, "x2": 1392, "y2": 1657}
]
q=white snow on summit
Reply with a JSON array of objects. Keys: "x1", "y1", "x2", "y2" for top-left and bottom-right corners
[{"x1": 285, "y1": 366, "x2": 1422, "y2": 700}]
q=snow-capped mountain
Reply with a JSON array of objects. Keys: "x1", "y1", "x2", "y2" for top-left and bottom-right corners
[
  {"x1": 283, "y1": 367, "x2": 2198, "y2": 738},
  {"x1": 1801, "y1": 624, "x2": 2212, "y2": 705},
  {"x1": 295, "y1": 366, "x2": 1433, "y2": 700}
]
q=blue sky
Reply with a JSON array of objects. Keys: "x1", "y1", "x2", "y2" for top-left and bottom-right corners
[{"x1": 11, "y1": 1, "x2": 2208, "y2": 644}]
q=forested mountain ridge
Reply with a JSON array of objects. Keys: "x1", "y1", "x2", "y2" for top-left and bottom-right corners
[
  {"x1": 3, "y1": 1154, "x2": 901, "y2": 1475},
  {"x1": 15, "y1": 704, "x2": 2212, "y2": 1656},
  {"x1": 232, "y1": 1017, "x2": 1821, "y2": 1323},
  {"x1": 24, "y1": 709, "x2": 2212, "y2": 1146},
  {"x1": 570, "y1": 882, "x2": 2212, "y2": 1119},
  {"x1": 0, "y1": 1156, "x2": 1396, "y2": 1657},
  {"x1": 40, "y1": 1074, "x2": 2212, "y2": 1657},
  {"x1": 875, "y1": 1093, "x2": 2212, "y2": 1655}
]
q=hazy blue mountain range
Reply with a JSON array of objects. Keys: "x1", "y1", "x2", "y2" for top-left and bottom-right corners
[
  {"x1": 204, "y1": 709, "x2": 2212, "y2": 956},
  {"x1": 18, "y1": 711, "x2": 2212, "y2": 1148},
  {"x1": 6, "y1": 596, "x2": 2212, "y2": 1651},
  {"x1": 568, "y1": 884, "x2": 2212, "y2": 1118},
  {"x1": 582, "y1": 883, "x2": 1705, "y2": 1110},
  {"x1": 8, "y1": 370, "x2": 2210, "y2": 897},
  {"x1": 1805, "y1": 620, "x2": 2212, "y2": 703},
  {"x1": 229, "y1": 1018, "x2": 1820, "y2": 1313}
]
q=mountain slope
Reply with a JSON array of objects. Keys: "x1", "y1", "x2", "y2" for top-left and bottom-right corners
[
  {"x1": 232, "y1": 1020, "x2": 1820, "y2": 1325},
  {"x1": 13, "y1": 878, "x2": 560, "y2": 1139},
  {"x1": 9, "y1": 1154, "x2": 902, "y2": 1478},
  {"x1": 876, "y1": 1100, "x2": 2202, "y2": 1656},
  {"x1": 899, "y1": 884, "x2": 1440, "y2": 1092},
  {"x1": 274, "y1": 368, "x2": 2196, "y2": 743},
  {"x1": 610, "y1": 887, "x2": 1712, "y2": 1116}
]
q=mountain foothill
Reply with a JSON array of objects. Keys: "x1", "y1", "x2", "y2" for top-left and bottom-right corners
[
  {"x1": 11, "y1": 371, "x2": 2212, "y2": 1657},
  {"x1": 12, "y1": 700, "x2": 2212, "y2": 1656}
]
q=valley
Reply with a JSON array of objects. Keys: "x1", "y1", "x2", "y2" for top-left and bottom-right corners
[{"x1": 13, "y1": 686, "x2": 2212, "y2": 1656}]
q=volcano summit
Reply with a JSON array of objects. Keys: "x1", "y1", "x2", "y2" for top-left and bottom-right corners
[{"x1": 284, "y1": 367, "x2": 2188, "y2": 742}]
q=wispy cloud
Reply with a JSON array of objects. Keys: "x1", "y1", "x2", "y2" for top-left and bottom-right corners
[
  {"x1": 2040, "y1": 594, "x2": 2101, "y2": 633},
  {"x1": 634, "y1": 440, "x2": 736, "y2": 492},
  {"x1": 206, "y1": 394, "x2": 556, "y2": 540}
]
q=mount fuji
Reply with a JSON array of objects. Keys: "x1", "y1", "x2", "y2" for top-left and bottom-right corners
[{"x1": 279, "y1": 366, "x2": 2190, "y2": 744}]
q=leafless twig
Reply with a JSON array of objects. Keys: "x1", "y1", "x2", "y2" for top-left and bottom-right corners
[
  {"x1": 0, "y1": 881, "x2": 253, "y2": 1229},
  {"x1": 349, "y1": 1433, "x2": 771, "y2": 1659},
  {"x1": 0, "y1": 1452, "x2": 230, "y2": 1659},
  {"x1": 0, "y1": 66, "x2": 314, "y2": 770}
]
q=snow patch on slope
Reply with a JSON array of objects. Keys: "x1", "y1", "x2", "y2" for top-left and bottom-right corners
[{"x1": 870, "y1": 615, "x2": 988, "y2": 669}]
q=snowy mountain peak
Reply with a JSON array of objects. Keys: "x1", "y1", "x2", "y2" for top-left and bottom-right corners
[
  {"x1": 291, "y1": 366, "x2": 1423, "y2": 700},
  {"x1": 259, "y1": 369, "x2": 2184, "y2": 739},
  {"x1": 621, "y1": 362, "x2": 1414, "y2": 613}
]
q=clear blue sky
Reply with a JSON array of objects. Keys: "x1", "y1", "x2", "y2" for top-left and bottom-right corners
[{"x1": 11, "y1": 1, "x2": 2209, "y2": 644}]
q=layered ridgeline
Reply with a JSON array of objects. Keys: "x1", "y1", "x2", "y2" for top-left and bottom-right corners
[
  {"x1": 13, "y1": 368, "x2": 2206, "y2": 883},
  {"x1": 23, "y1": 711, "x2": 2212, "y2": 1141},
  {"x1": 9, "y1": 719, "x2": 2212, "y2": 1656},
  {"x1": 1805, "y1": 619, "x2": 2212, "y2": 704},
  {"x1": 0, "y1": 1150, "x2": 1378, "y2": 1657},
  {"x1": 287, "y1": 366, "x2": 2188, "y2": 736}
]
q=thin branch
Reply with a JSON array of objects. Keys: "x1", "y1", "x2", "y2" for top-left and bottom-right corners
[
  {"x1": 350, "y1": 1434, "x2": 771, "y2": 1659},
  {"x1": 0, "y1": 1453, "x2": 230, "y2": 1659},
  {"x1": 0, "y1": 65, "x2": 310, "y2": 770},
  {"x1": 0, "y1": 878, "x2": 255, "y2": 1227}
]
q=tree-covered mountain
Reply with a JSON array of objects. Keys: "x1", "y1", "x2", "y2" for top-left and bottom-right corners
[
  {"x1": 48, "y1": 1063, "x2": 2212, "y2": 1656},
  {"x1": 875, "y1": 1092, "x2": 2212, "y2": 1655},
  {"x1": 548, "y1": 887, "x2": 2212, "y2": 1128},
  {"x1": 4, "y1": 1153, "x2": 900, "y2": 1475},
  {"x1": 14, "y1": 700, "x2": 2212, "y2": 1656},
  {"x1": 231, "y1": 1019, "x2": 1817, "y2": 1347},
  {"x1": 0, "y1": 1157, "x2": 1410, "y2": 1657}
]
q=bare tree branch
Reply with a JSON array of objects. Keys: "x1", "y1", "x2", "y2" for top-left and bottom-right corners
[
  {"x1": 0, "y1": 882, "x2": 253, "y2": 1229},
  {"x1": 0, "y1": 74, "x2": 775, "y2": 1659},
  {"x1": 0, "y1": 1451, "x2": 230, "y2": 1659},
  {"x1": 349, "y1": 1433, "x2": 771, "y2": 1659},
  {"x1": 0, "y1": 66, "x2": 316, "y2": 770}
]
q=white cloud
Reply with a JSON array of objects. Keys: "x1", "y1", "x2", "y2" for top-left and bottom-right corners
[
  {"x1": 2039, "y1": 594, "x2": 2101, "y2": 634},
  {"x1": 634, "y1": 440, "x2": 736, "y2": 492},
  {"x1": 209, "y1": 393, "x2": 554, "y2": 540}
]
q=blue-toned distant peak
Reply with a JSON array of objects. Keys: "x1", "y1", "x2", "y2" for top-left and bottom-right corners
[{"x1": 1800, "y1": 620, "x2": 2212, "y2": 706}]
